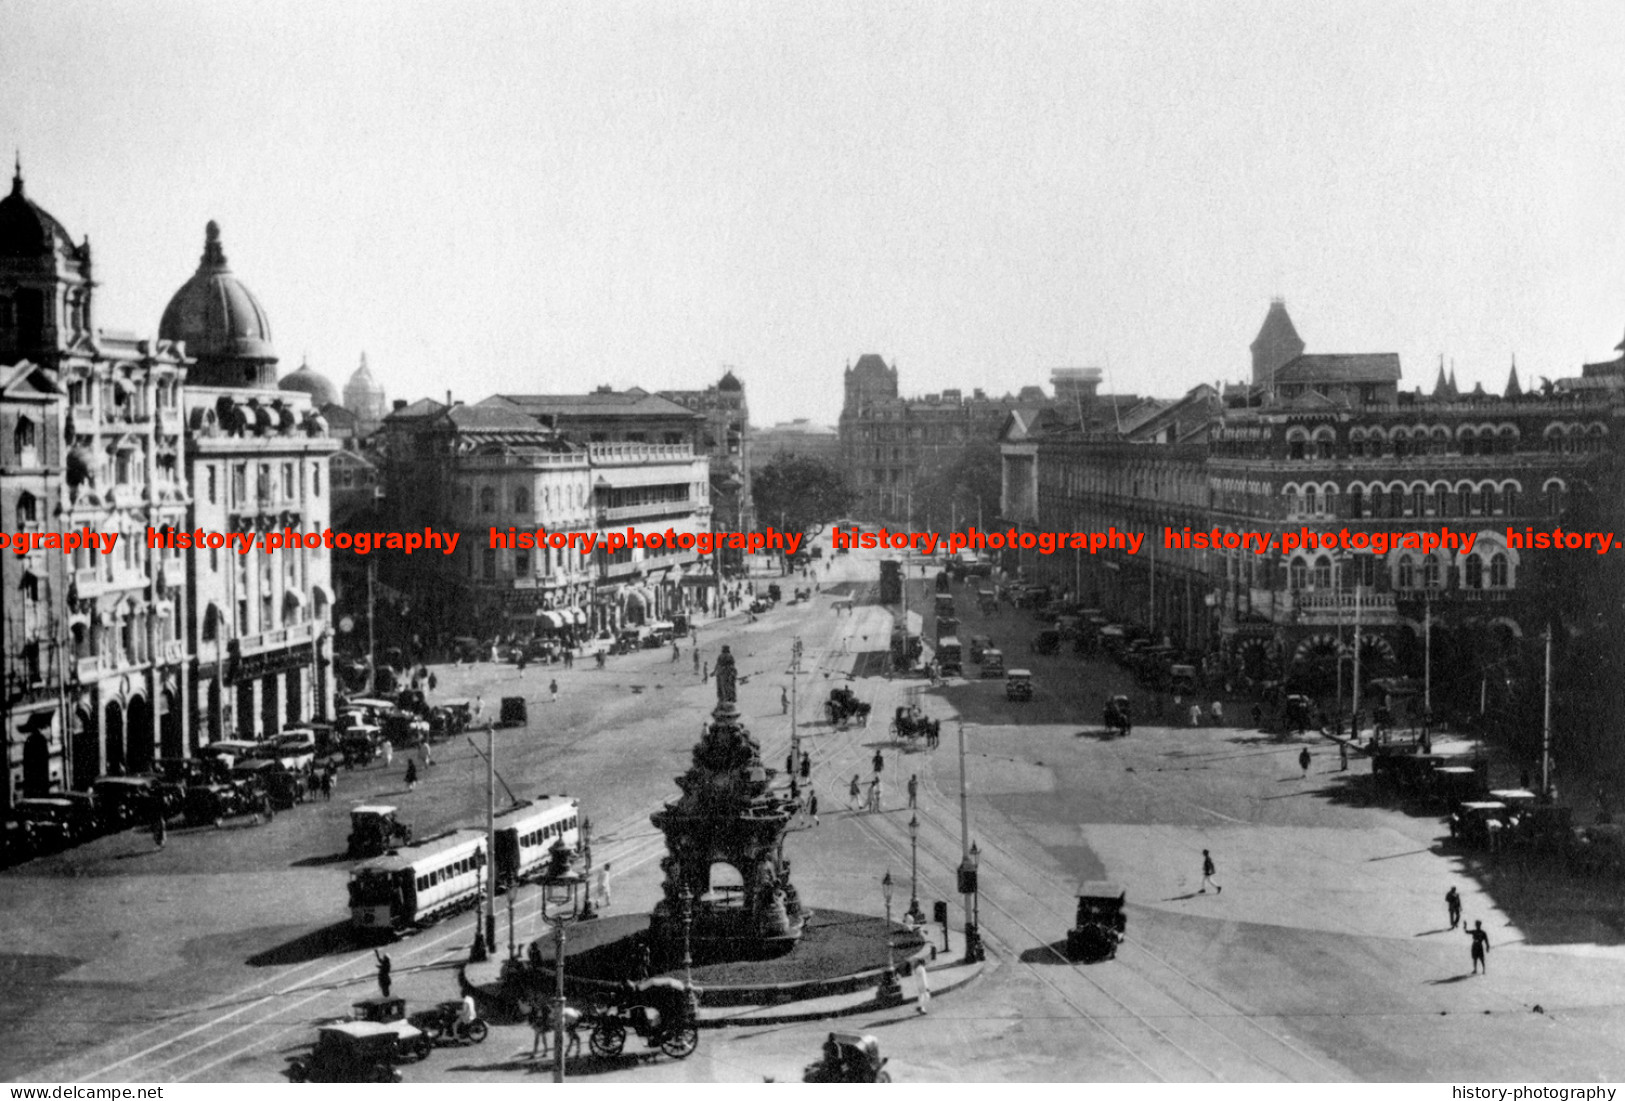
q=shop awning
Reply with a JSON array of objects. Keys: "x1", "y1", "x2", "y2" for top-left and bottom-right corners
[{"x1": 537, "y1": 611, "x2": 566, "y2": 630}]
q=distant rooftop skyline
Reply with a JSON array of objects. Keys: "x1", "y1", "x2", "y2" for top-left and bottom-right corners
[{"x1": 7, "y1": 2, "x2": 1625, "y2": 426}]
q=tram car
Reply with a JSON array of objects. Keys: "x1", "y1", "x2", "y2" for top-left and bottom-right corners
[
  {"x1": 348, "y1": 828, "x2": 489, "y2": 937},
  {"x1": 492, "y1": 795, "x2": 582, "y2": 886}
]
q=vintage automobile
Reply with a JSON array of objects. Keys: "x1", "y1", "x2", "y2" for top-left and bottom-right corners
[
  {"x1": 1030, "y1": 628, "x2": 1061, "y2": 656},
  {"x1": 197, "y1": 739, "x2": 263, "y2": 771},
  {"x1": 1281, "y1": 694, "x2": 1314, "y2": 734},
  {"x1": 977, "y1": 589, "x2": 998, "y2": 614},
  {"x1": 288, "y1": 1022, "x2": 405, "y2": 1083},
  {"x1": 1006, "y1": 669, "x2": 1034, "y2": 702},
  {"x1": 183, "y1": 782, "x2": 254, "y2": 827},
  {"x1": 348, "y1": 996, "x2": 434, "y2": 1062},
  {"x1": 1452, "y1": 801, "x2": 1512, "y2": 849},
  {"x1": 349, "y1": 805, "x2": 413, "y2": 858},
  {"x1": 381, "y1": 710, "x2": 431, "y2": 747},
  {"x1": 341, "y1": 727, "x2": 386, "y2": 767},
  {"x1": 91, "y1": 776, "x2": 162, "y2": 828},
  {"x1": 805, "y1": 1032, "x2": 890, "y2": 1083},
  {"x1": 12, "y1": 796, "x2": 100, "y2": 851},
  {"x1": 1066, "y1": 881, "x2": 1127, "y2": 962},
  {"x1": 1169, "y1": 664, "x2": 1199, "y2": 695},
  {"x1": 933, "y1": 594, "x2": 956, "y2": 618},
  {"x1": 968, "y1": 635, "x2": 993, "y2": 663},
  {"x1": 980, "y1": 648, "x2": 1006, "y2": 678},
  {"x1": 1431, "y1": 765, "x2": 1488, "y2": 808},
  {"x1": 936, "y1": 637, "x2": 963, "y2": 677},
  {"x1": 890, "y1": 705, "x2": 938, "y2": 742}
]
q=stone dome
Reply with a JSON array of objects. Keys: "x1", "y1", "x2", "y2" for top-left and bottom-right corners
[
  {"x1": 344, "y1": 352, "x2": 384, "y2": 400},
  {"x1": 278, "y1": 358, "x2": 340, "y2": 407},
  {"x1": 159, "y1": 221, "x2": 277, "y2": 366},
  {"x1": 718, "y1": 369, "x2": 743, "y2": 392},
  {"x1": 0, "y1": 163, "x2": 81, "y2": 261}
]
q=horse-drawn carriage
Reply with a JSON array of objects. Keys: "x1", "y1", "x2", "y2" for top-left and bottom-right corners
[
  {"x1": 826, "y1": 687, "x2": 872, "y2": 727},
  {"x1": 587, "y1": 977, "x2": 699, "y2": 1060},
  {"x1": 1103, "y1": 695, "x2": 1132, "y2": 736},
  {"x1": 1066, "y1": 881, "x2": 1127, "y2": 962},
  {"x1": 890, "y1": 705, "x2": 939, "y2": 743}
]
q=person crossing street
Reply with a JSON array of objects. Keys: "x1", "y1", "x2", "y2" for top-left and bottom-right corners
[
  {"x1": 1446, "y1": 886, "x2": 1462, "y2": 929},
  {"x1": 1200, "y1": 849, "x2": 1221, "y2": 894}
]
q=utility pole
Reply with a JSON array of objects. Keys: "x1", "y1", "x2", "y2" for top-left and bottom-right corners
[
  {"x1": 1542, "y1": 625, "x2": 1553, "y2": 797},
  {"x1": 1423, "y1": 598, "x2": 1432, "y2": 716},
  {"x1": 366, "y1": 557, "x2": 377, "y2": 695},
  {"x1": 1352, "y1": 578, "x2": 1362, "y2": 723}
]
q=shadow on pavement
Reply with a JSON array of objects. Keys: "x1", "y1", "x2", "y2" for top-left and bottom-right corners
[
  {"x1": 290, "y1": 852, "x2": 353, "y2": 867},
  {"x1": 246, "y1": 921, "x2": 359, "y2": 967},
  {"x1": 1018, "y1": 940, "x2": 1079, "y2": 965}
]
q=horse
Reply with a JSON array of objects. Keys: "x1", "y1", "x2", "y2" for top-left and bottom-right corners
[{"x1": 528, "y1": 1000, "x2": 583, "y2": 1061}]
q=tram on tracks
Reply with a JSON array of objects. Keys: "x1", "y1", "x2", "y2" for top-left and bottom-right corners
[{"x1": 347, "y1": 796, "x2": 582, "y2": 937}]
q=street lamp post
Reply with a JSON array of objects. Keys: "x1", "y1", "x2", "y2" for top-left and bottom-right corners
[
  {"x1": 907, "y1": 815, "x2": 924, "y2": 923},
  {"x1": 877, "y1": 871, "x2": 903, "y2": 1004},
  {"x1": 679, "y1": 884, "x2": 699, "y2": 1019},
  {"x1": 539, "y1": 840, "x2": 581, "y2": 1084}
]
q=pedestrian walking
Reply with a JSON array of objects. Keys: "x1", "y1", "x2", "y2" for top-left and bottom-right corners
[
  {"x1": 428, "y1": 672, "x2": 437, "y2": 692},
  {"x1": 1210, "y1": 700, "x2": 1223, "y2": 724},
  {"x1": 781, "y1": 686, "x2": 789, "y2": 714},
  {"x1": 1446, "y1": 886, "x2": 1462, "y2": 929},
  {"x1": 800, "y1": 754, "x2": 811, "y2": 780},
  {"x1": 321, "y1": 768, "x2": 334, "y2": 800},
  {"x1": 703, "y1": 661, "x2": 710, "y2": 681},
  {"x1": 1189, "y1": 704, "x2": 1202, "y2": 727},
  {"x1": 550, "y1": 678, "x2": 559, "y2": 703},
  {"x1": 914, "y1": 960, "x2": 931, "y2": 1014},
  {"x1": 1200, "y1": 849, "x2": 1221, "y2": 894},
  {"x1": 907, "y1": 773, "x2": 918, "y2": 809},
  {"x1": 383, "y1": 740, "x2": 393, "y2": 768},
  {"x1": 808, "y1": 790, "x2": 820, "y2": 825},
  {"x1": 873, "y1": 748, "x2": 884, "y2": 776},
  {"x1": 1466, "y1": 920, "x2": 1490, "y2": 973},
  {"x1": 1298, "y1": 747, "x2": 1311, "y2": 778},
  {"x1": 152, "y1": 810, "x2": 166, "y2": 850},
  {"x1": 693, "y1": 649, "x2": 700, "y2": 675},
  {"x1": 1339, "y1": 742, "x2": 1348, "y2": 771},
  {"x1": 374, "y1": 949, "x2": 393, "y2": 997},
  {"x1": 849, "y1": 774, "x2": 862, "y2": 810},
  {"x1": 672, "y1": 641, "x2": 681, "y2": 662},
  {"x1": 1251, "y1": 703, "x2": 1263, "y2": 729},
  {"x1": 405, "y1": 759, "x2": 418, "y2": 791},
  {"x1": 867, "y1": 777, "x2": 882, "y2": 813}
]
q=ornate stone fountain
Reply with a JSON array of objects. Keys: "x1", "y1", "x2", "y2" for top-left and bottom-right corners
[{"x1": 648, "y1": 645, "x2": 808, "y2": 960}]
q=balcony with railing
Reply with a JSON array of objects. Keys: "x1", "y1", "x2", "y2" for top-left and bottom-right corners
[
  {"x1": 586, "y1": 442, "x2": 696, "y2": 466},
  {"x1": 598, "y1": 499, "x2": 703, "y2": 523},
  {"x1": 238, "y1": 619, "x2": 317, "y2": 656}
]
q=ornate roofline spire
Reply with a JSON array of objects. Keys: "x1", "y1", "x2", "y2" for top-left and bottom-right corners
[
  {"x1": 10, "y1": 150, "x2": 21, "y2": 197},
  {"x1": 202, "y1": 219, "x2": 227, "y2": 267}
]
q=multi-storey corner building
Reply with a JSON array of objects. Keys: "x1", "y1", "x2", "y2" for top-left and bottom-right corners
[
  {"x1": 1, "y1": 361, "x2": 70, "y2": 806},
  {"x1": 659, "y1": 370, "x2": 753, "y2": 542},
  {"x1": 163, "y1": 223, "x2": 338, "y2": 743},
  {"x1": 1004, "y1": 300, "x2": 1625, "y2": 712},
  {"x1": 0, "y1": 167, "x2": 193, "y2": 796},
  {"x1": 1, "y1": 172, "x2": 338, "y2": 799},
  {"x1": 838, "y1": 352, "x2": 1080, "y2": 522}
]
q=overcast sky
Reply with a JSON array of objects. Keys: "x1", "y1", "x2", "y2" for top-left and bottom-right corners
[{"x1": 6, "y1": 1, "x2": 1625, "y2": 427}]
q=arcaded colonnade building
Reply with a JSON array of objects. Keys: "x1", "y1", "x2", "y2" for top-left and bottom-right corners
[
  {"x1": 0, "y1": 169, "x2": 335, "y2": 809},
  {"x1": 1002, "y1": 300, "x2": 1625, "y2": 714}
]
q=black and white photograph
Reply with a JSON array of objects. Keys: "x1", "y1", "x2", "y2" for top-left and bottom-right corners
[{"x1": 4, "y1": 1, "x2": 1625, "y2": 1089}]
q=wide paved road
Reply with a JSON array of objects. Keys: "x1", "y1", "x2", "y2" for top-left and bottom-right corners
[{"x1": 5, "y1": 544, "x2": 1624, "y2": 1083}]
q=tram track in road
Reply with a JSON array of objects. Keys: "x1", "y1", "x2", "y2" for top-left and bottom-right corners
[{"x1": 905, "y1": 781, "x2": 1345, "y2": 1082}]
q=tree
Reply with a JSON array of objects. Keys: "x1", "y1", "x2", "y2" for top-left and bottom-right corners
[
  {"x1": 751, "y1": 454, "x2": 854, "y2": 538},
  {"x1": 912, "y1": 439, "x2": 1003, "y2": 532}
]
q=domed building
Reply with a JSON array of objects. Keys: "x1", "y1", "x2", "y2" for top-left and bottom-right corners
[
  {"x1": 278, "y1": 356, "x2": 340, "y2": 408},
  {"x1": 0, "y1": 159, "x2": 96, "y2": 366},
  {"x1": 158, "y1": 221, "x2": 277, "y2": 387},
  {"x1": 343, "y1": 352, "x2": 387, "y2": 434}
]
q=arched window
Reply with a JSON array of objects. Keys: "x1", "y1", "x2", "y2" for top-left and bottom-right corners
[
  {"x1": 1290, "y1": 559, "x2": 1308, "y2": 590},
  {"x1": 513, "y1": 488, "x2": 531, "y2": 513},
  {"x1": 17, "y1": 490, "x2": 37, "y2": 523},
  {"x1": 1459, "y1": 428, "x2": 1476, "y2": 456},
  {"x1": 1482, "y1": 485, "x2": 1499, "y2": 515},
  {"x1": 1503, "y1": 485, "x2": 1518, "y2": 515},
  {"x1": 479, "y1": 487, "x2": 496, "y2": 513},
  {"x1": 1490, "y1": 553, "x2": 1509, "y2": 588},
  {"x1": 1287, "y1": 429, "x2": 1307, "y2": 461},
  {"x1": 1369, "y1": 486, "x2": 1385, "y2": 519},
  {"x1": 1460, "y1": 486, "x2": 1475, "y2": 516},
  {"x1": 1313, "y1": 555, "x2": 1333, "y2": 589},
  {"x1": 14, "y1": 415, "x2": 36, "y2": 459},
  {"x1": 1422, "y1": 553, "x2": 1441, "y2": 589},
  {"x1": 1304, "y1": 486, "x2": 1318, "y2": 516},
  {"x1": 1465, "y1": 554, "x2": 1483, "y2": 590},
  {"x1": 1411, "y1": 486, "x2": 1426, "y2": 516},
  {"x1": 1398, "y1": 555, "x2": 1415, "y2": 589},
  {"x1": 1394, "y1": 431, "x2": 1410, "y2": 458},
  {"x1": 1545, "y1": 480, "x2": 1564, "y2": 517},
  {"x1": 1348, "y1": 485, "x2": 1364, "y2": 518},
  {"x1": 1315, "y1": 430, "x2": 1336, "y2": 460}
]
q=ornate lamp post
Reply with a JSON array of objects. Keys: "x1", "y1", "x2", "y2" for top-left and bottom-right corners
[
  {"x1": 962, "y1": 842, "x2": 984, "y2": 963},
  {"x1": 540, "y1": 839, "x2": 581, "y2": 1084},
  {"x1": 679, "y1": 883, "x2": 700, "y2": 1019},
  {"x1": 471, "y1": 857, "x2": 488, "y2": 962},
  {"x1": 877, "y1": 870, "x2": 903, "y2": 1004},
  {"x1": 906, "y1": 815, "x2": 924, "y2": 924}
]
